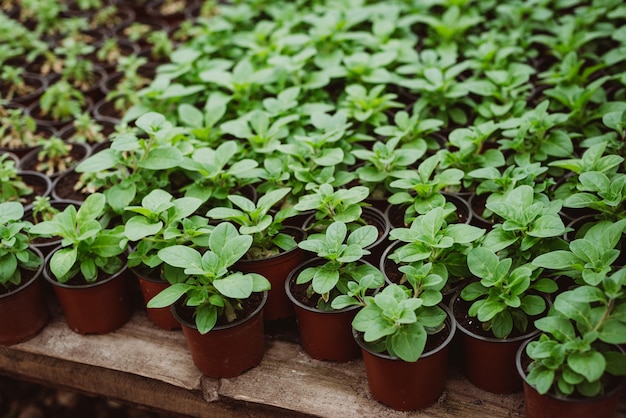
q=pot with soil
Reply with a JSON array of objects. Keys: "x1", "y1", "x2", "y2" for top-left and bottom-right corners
[
  {"x1": 0, "y1": 232, "x2": 48, "y2": 346},
  {"x1": 30, "y1": 193, "x2": 133, "y2": 335},
  {"x1": 284, "y1": 222, "x2": 386, "y2": 362},
  {"x1": 450, "y1": 293, "x2": 543, "y2": 394},
  {"x1": 516, "y1": 337, "x2": 626, "y2": 418},
  {"x1": 352, "y1": 285, "x2": 456, "y2": 411},
  {"x1": 172, "y1": 291, "x2": 267, "y2": 378},
  {"x1": 18, "y1": 141, "x2": 91, "y2": 181}
]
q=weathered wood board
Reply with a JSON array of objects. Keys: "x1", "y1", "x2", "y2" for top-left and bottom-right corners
[{"x1": 0, "y1": 302, "x2": 624, "y2": 418}]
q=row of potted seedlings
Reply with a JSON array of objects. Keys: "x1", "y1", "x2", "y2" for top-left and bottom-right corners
[{"x1": 1, "y1": 0, "x2": 626, "y2": 416}]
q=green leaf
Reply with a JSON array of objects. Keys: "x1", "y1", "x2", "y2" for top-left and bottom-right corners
[
  {"x1": 526, "y1": 366, "x2": 555, "y2": 395},
  {"x1": 598, "y1": 319, "x2": 626, "y2": 344},
  {"x1": 467, "y1": 247, "x2": 499, "y2": 281},
  {"x1": 390, "y1": 323, "x2": 426, "y2": 362},
  {"x1": 139, "y1": 147, "x2": 183, "y2": 170},
  {"x1": 158, "y1": 246, "x2": 202, "y2": 271},
  {"x1": 533, "y1": 251, "x2": 581, "y2": 270},
  {"x1": 214, "y1": 272, "x2": 253, "y2": 299},
  {"x1": 125, "y1": 216, "x2": 163, "y2": 241},
  {"x1": 195, "y1": 304, "x2": 218, "y2": 334},
  {"x1": 568, "y1": 351, "x2": 606, "y2": 382},
  {"x1": 50, "y1": 247, "x2": 78, "y2": 282},
  {"x1": 147, "y1": 283, "x2": 190, "y2": 308},
  {"x1": 312, "y1": 268, "x2": 339, "y2": 295}
]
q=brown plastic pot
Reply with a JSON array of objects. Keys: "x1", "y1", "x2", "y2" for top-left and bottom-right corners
[
  {"x1": 354, "y1": 305, "x2": 456, "y2": 411},
  {"x1": 516, "y1": 337, "x2": 626, "y2": 418},
  {"x1": 285, "y1": 258, "x2": 365, "y2": 362},
  {"x1": 235, "y1": 227, "x2": 306, "y2": 321},
  {"x1": 132, "y1": 266, "x2": 180, "y2": 331},
  {"x1": 0, "y1": 248, "x2": 49, "y2": 345},
  {"x1": 451, "y1": 294, "x2": 540, "y2": 394},
  {"x1": 43, "y1": 248, "x2": 134, "y2": 335},
  {"x1": 172, "y1": 292, "x2": 267, "y2": 378}
]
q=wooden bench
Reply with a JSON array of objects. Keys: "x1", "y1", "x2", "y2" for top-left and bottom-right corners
[{"x1": 1, "y1": 302, "x2": 624, "y2": 417}]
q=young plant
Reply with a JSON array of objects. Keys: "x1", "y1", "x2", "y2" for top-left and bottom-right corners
[
  {"x1": 39, "y1": 79, "x2": 86, "y2": 122},
  {"x1": 30, "y1": 196, "x2": 59, "y2": 223},
  {"x1": 525, "y1": 266, "x2": 626, "y2": 398},
  {"x1": 35, "y1": 136, "x2": 73, "y2": 176},
  {"x1": 206, "y1": 187, "x2": 298, "y2": 259},
  {"x1": 0, "y1": 105, "x2": 38, "y2": 149},
  {"x1": 123, "y1": 189, "x2": 211, "y2": 272},
  {"x1": 460, "y1": 247, "x2": 556, "y2": 339},
  {"x1": 351, "y1": 136, "x2": 426, "y2": 200},
  {"x1": 180, "y1": 140, "x2": 264, "y2": 207},
  {"x1": 533, "y1": 219, "x2": 626, "y2": 287},
  {"x1": 68, "y1": 112, "x2": 106, "y2": 144},
  {"x1": 0, "y1": 154, "x2": 32, "y2": 203},
  {"x1": 388, "y1": 153, "x2": 465, "y2": 221},
  {"x1": 146, "y1": 222, "x2": 271, "y2": 334},
  {"x1": 563, "y1": 172, "x2": 626, "y2": 221},
  {"x1": 0, "y1": 201, "x2": 41, "y2": 290},
  {"x1": 388, "y1": 206, "x2": 485, "y2": 285},
  {"x1": 75, "y1": 112, "x2": 185, "y2": 213},
  {"x1": 351, "y1": 283, "x2": 448, "y2": 362},
  {"x1": 296, "y1": 221, "x2": 384, "y2": 310},
  {"x1": 28, "y1": 193, "x2": 127, "y2": 284},
  {"x1": 481, "y1": 185, "x2": 568, "y2": 264},
  {"x1": 294, "y1": 183, "x2": 370, "y2": 232}
]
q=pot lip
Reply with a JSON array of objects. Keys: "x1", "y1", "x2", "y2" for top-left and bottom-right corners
[
  {"x1": 0, "y1": 246, "x2": 44, "y2": 299},
  {"x1": 515, "y1": 335, "x2": 626, "y2": 403},
  {"x1": 236, "y1": 226, "x2": 306, "y2": 265},
  {"x1": 450, "y1": 293, "x2": 542, "y2": 343},
  {"x1": 171, "y1": 290, "x2": 268, "y2": 332},
  {"x1": 42, "y1": 245, "x2": 128, "y2": 289},
  {"x1": 352, "y1": 303, "x2": 457, "y2": 362},
  {"x1": 284, "y1": 257, "x2": 375, "y2": 315}
]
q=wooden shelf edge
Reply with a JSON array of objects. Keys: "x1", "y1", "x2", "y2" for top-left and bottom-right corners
[{"x1": 1, "y1": 308, "x2": 624, "y2": 417}]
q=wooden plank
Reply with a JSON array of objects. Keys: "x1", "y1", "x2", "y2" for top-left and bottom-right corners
[{"x1": 0, "y1": 302, "x2": 624, "y2": 417}]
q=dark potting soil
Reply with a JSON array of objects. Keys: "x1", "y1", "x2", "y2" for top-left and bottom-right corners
[
  {"x1": 175, "y1": 292, "x2": 265, "y2": 328},
  {"x1": 451, "y1": 295, "x2": 539, "y2": 340}
]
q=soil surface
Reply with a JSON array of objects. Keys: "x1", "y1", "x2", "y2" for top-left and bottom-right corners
[{"x1": 0, "y1": 374, "x2": 191, "y2": 418}]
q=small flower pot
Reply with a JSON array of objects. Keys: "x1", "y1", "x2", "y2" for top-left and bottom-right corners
[
  {"x1": 0, "y1": 247, "x2": 49, "y2": 345},
  {"x1": 43, "y1": 248, "x2": 134, "y2": 335},
  {"x1": 172, "y1": 292, "x2": 267, "y2": 378},
  {"x1": 516, "y1": 337, "x2": 626, "y2": 418},
  {"x1": 450, "y1": 294, "x2": 540, "y2": 394},
  {"x1": 132, "y1": 266, "x2": 180, "y2": 331},
  {"x1": 285, "y1": 258, "x2": 365, "y2": 362},
  {"x1": 353, "y1": 304, "x2": 456, "y2": 411}
]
